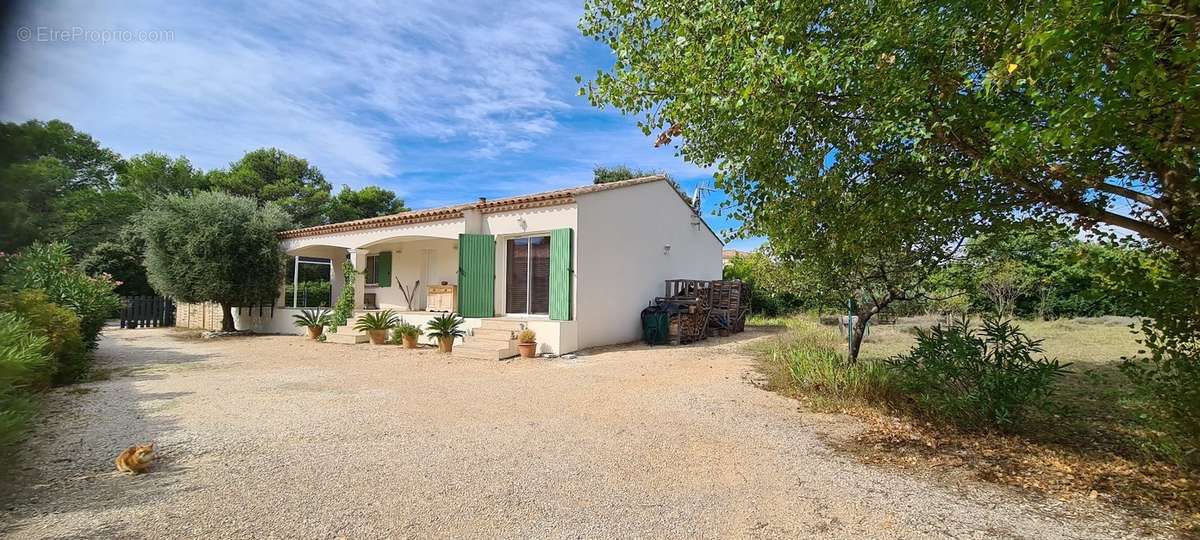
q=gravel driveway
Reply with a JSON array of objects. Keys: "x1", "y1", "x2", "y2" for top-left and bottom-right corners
[{"x1": 0, "y1": 326, "x2": 1157, "y2": 539}]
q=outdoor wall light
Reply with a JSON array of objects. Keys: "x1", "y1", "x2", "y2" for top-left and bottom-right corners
[
  {"x1": 517, "y1": 217, "x2": 527, "y2": 230},
  {"x1": 663, "y1": 244, "x2": 672, "y2": 255}
]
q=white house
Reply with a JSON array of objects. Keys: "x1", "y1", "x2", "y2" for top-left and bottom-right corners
[{"x1": 235, "y1": 175, "x2": 723, "y2": 358}]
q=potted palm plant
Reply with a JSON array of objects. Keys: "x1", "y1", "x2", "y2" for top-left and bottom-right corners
[
  {"x1": 517, "y1": 328, "x2": 537, "y2": 358},
  {"x1": 353, "y1": 310, "x2": 399, "y2": 345},
  {"x1": 392, "y1": 320, "x2": 423, "y2": 349},
  {"x1": 292, "y1": 308, "x2": 330, "y2": 340},
  {"x1": 426, "y1": 313, "x2": 465, "y2": 353}
]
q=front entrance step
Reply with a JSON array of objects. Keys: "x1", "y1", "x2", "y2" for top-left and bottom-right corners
[
  {"x1": 471, "y1": 327, "x2": 518, "y2": 341},
  {"x1": 466, "y1": 336, "x2": 517, "y2": 349},
  {"x1": 453, "y1": 345, "x2": 517, "y2": 361},
  {"x1": 479, "y1": 319, "x2": 527, "y2": 331},
  {"x1": 326, "y1": 331, "x2": 368, "y2": 344}
]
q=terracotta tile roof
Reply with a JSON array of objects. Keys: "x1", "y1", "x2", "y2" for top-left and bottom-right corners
[{"x1": 279, "y1": 175, "x2": 670, "y2": 239}]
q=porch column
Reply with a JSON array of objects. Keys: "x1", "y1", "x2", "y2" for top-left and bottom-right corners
[{"x1": 349, "y1": 248, "x2": 369, "y2": 310}]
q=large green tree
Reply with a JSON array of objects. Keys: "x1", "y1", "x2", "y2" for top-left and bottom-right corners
[
  {"x1": 580, "y1": 0, "x2": 1199, "y2": 259},
  {"x1": 0, "y1": 120, "x2": 123, "y2": 253},
  {"x1": 764, "y1": 156, "x2": 1005, "y2": 360},
  {"x1": 117, "y1": 152, "x2": 207, "y2": 203},
  {"x1": 322, "y1": 185, "x2": 407, "y2": 223},
  {"x1": 138, "y1": 192, "x2": 293, "y2": 331},
  {"x1": 207, "y1": 148, "x2": 332, "y2": 227}
]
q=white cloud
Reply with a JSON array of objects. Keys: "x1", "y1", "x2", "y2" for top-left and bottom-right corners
[{"x1": 1, "y1": 0, "x2": 581, "y2": 183}]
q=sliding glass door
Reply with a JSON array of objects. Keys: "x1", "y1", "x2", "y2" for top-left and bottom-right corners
[{"x1": 506, "y1": 235, "x2": 550, "y2": 315}]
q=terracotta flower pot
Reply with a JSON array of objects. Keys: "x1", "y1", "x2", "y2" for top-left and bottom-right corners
[
  {"x1": 306, "y1": 326, "x2": 323, "y2": 340},
  {"x1": 401, "y1": 335, "x2": 418, "y2": 349},
  {"x1": 437, "y1": 336, "x2": 454, "y2": 353},
  {"x1": 368, "y1": 329, "x2": 388, "y2": 345},
  {"x1": 517, "y1": 342, "x2": 536, "y2": 358}
]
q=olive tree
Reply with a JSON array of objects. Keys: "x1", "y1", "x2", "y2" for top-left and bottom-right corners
[{"x1": 139, "y1": 192, "x2": 292, "y2": 332}]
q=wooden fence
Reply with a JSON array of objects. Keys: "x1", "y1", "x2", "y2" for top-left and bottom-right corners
[{"x1": 120, "y1": 296, "x2": 176, "y2": 329}]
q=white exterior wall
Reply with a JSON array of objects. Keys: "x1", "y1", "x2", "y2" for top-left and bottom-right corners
[
  {"x1": 245, "y1": 178, "x2": 718, "y2": 354},
  {"x1": 362, "y1": 238, "x2": 458, "y2": 310},
  {"x1": 574, "y1": 181, "x2": 723, "y2": 349},
  {"x1": 482, "y1": 205, "x2": 579, "y2": 354}
]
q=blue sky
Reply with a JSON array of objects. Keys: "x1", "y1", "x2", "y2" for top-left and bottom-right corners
[{"x1": 1, "y1": 0, "x2": 762, "y2": 251}]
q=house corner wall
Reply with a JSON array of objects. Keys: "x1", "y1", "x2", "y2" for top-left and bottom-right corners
[{"x1": 575, "y1": 181, "x2": 724, "y2": 349}]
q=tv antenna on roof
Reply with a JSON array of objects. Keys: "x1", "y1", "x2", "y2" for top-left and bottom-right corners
[{"x1": 690, "y1": 178, "x2": 718, "y2": 212}]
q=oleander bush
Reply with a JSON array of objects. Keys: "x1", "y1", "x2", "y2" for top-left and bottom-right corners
[
  {"x1": 0, "y1": 312, "x2": 51, "y2": 449},
  {"x1": 1, "y1": 242, "x2": 120, "y2": 350},
  {"x1": 888, "y1": 316, "x2": 1070, "y2": 430},
  {"x1": 0, "y1": 290, "x2": 87, "y2": 385}
]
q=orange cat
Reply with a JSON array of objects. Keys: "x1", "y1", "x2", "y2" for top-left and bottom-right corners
[{"x1": 115, "y1": 443, "x2": 156, "y2": 474}]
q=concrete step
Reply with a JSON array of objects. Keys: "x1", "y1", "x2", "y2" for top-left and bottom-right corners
[
  {"x1": 325, "y1": 331, "x2": 368, "y2": 344},
  {"x1": 471, "y1": 328, "x2": 517, "y2": 340},
  {"x1": 452, "y1": 346, "x2": 517, "y2": 360},
  {"x1": 479, "y1": 319, "x2": 526, "y2": 331},
  {"x1": 465, "y1": 336, "x2": 517, "y2": 348}
]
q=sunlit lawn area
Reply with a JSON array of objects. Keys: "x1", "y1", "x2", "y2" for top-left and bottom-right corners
[{"x1": 751, "y1": 314, "x2": 1198, "y2": 536}]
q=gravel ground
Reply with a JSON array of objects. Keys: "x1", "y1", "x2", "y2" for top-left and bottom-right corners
[{"x1": 0, "y1": 326, "x2": 1161, "y2": 539}]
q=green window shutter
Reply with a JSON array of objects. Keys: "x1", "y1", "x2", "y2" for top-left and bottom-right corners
[
  {"x1": 376, "y1": 251, "x2": 391, "y2": 288},
  {"x1": 457, "y1": 234, "x2": 495, "y2": 317},
  {"x1": 550, "y1": 228, "x2": 573, "y2": 321}
]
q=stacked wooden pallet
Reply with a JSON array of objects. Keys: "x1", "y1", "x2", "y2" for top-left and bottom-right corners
[{"x1": 652, "y1": 279, "x2": 751, "y2": 344}]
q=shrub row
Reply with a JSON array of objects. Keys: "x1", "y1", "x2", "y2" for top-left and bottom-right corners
[{"x1": 0, "y1": 242, "x2": 121, "y2": 449}]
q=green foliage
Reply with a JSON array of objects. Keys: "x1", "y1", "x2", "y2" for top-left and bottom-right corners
[
  {"x1": 206, "y1": 148, "x2": 332, "y2": 227},
  {"x1": 0, "y1": 290, "x2": 87, "y2": 385},
  {"x1": 1111, "y1": 252, "x2": 1200, "y2": 456},
  {"x1": 425, "y1": 313, "x2": 465, "y2": 340},
  {"x1": 284, "y1": 281, "x2": 332, "y2": 308},
  {"x1": 117, "y1": 152, "x2": 207, "y2": 203},
  {"x1": 329, "y1": 260, "x2": 356, "y2": 331},
  {"x1": 0, "y1": 312, "x2": 50, "y2": 449},
  {"x1": 581, "y1": 0, "x2": 1200, "y2": 257},
  {"x1": 593, "y1": 165, "x2": 661, "y2": 184},
  {"x1": 888, "y1": 317, "x2": 1070, "y2": 430},
  {"x1": 2, "y1": 242, "x2": 121, "y2": 350},
  {"x1": 1125, "y1": 323, "x2": 1200, "y2": 457},
  {"x1": 353, "y1": 310, "x2": 399, "y2": 331},
  {"x1": 139, "y1": 192, "x2": 292, "y2": 331},
  {"x1": 78, "y1": 228, "x2": 154, "y2": 297},
  {"x1": 722, "y1": 252, "x2": 805, "y2": 316},
  {"x1": 49, "y1": 188, "x2": 142, "y2": 257},
  {"x1": 291, "y1": 308, "x2": 330, "y2": 328},
  {"x1": 760, "y1": 318, "x2": 896, "y2": 407},
  {"x1": 323, "y1": 185, "x2": 407, "y2": 223},
  {"x1": 720, "y1": 153, "x2": 1004, "y2": 360},
  {"x1": 592, "y1": 165, "x2": 690, "y2": 204},
  {"x1": 0, "y1": 120, "x2": 123, "y2": 253},
  {"x1": 391, "y1": 320, "x2": 422, "y2": 342},
  {"x1": 931, "y1": 224, "x2": 1148, "y2": 319},
  {"x1": 517, "y1": 328, "x2": 536, "y2": 343},
  {"x1": 0, "y1": 120, "x2": 119, "y2": 190}
]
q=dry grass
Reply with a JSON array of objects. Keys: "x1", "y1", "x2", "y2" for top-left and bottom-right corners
[{"x1": 754, "y1": 314, "x2": 1200, "y2": 538}]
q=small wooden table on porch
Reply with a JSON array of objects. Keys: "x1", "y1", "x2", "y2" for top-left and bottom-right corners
[{"x1": 426, "y1": 285, "x2": 457, "y2": 313}]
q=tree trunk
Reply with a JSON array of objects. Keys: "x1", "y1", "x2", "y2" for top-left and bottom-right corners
[
  {"x1": 220, "y1": 302, "x2": 236, "y2": 332},
  {"x1": 848, "y1": 313, "x2": 872, "y2": 362},
  {"x1": 847, "y1": 293, "x2": 897, "y2": 362}
]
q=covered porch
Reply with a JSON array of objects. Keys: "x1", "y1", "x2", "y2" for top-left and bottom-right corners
[
  {"x1": 280, "y1": 235, "x2": 459, "y2": 313},
  {"x1": 244, "y1": 205, "x2": 580, "y2": 356}
]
